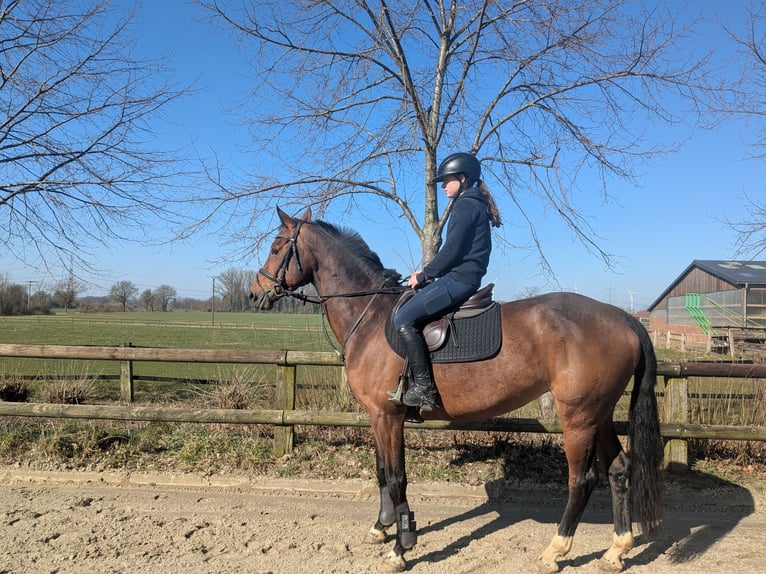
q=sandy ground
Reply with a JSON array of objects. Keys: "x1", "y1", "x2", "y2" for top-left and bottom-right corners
[{"x1": 0, "y1": 468, "x2": 764, "y2": 574}]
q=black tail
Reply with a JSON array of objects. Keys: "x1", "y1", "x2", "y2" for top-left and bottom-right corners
[{"x1": 626, "y1": 315, "x2": 663, "y2": 535}]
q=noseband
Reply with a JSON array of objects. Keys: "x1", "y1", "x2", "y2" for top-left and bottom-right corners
[{"x1": 257, "y1": 219, "x2": 306, "y2": 296}]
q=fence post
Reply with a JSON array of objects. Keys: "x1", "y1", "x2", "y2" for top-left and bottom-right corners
[
  {"x1": 663, "y1": 375, "x2": 689, "y2": 472},
  {"x1": 120, "y1": 342, "x2": 134, "y2": 403},
  {"x1": 274, "y1": 363, "x2": 296, "y2": 457}
]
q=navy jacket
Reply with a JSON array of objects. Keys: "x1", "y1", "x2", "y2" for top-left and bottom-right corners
[{"x1": 422, "y1": 186, "x2": 491, "y2": 289}]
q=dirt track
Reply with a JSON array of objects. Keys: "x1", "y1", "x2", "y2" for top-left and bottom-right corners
[{"x1": 0, "y1": 469, "x2": 764, "y2": 573}]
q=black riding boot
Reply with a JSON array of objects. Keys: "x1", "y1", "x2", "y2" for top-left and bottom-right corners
[{"x1": 397, "y1": 325, "x2": 439, "y2": 411}]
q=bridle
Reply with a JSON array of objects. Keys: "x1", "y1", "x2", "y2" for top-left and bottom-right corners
[
  {"x1": 257, "y1": 217, "x2": 404, "y2": 302},
  {"x1": 256, "y1": 219, "x2": 306, "y2": 298}
]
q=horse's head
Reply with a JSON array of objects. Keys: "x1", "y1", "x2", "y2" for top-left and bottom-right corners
[{"x1": 250, "y1": 207, "x2": 313, "y2": 310}]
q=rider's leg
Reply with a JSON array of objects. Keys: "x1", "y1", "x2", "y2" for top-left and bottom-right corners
[
  {"x1": 391, "y1": 278, "x2": 476, "y2": 411},
  {"x1": 397, "y1": 323, "x2": 438, "y2": 410}
]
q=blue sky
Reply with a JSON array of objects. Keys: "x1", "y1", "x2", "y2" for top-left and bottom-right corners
[{"x1": 3, "y1": 1, "x2": 765, "y2": 312}]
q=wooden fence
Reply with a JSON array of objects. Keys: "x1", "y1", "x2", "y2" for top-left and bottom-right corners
[
  {"x1": 651, "y1": 327, "x2": 766, "y2": 360},
  {"x1": 1, "y1": 343, "x2": 765, "y2": 471}
]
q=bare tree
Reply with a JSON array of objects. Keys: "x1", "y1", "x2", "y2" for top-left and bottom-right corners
[
  {"x1": 153, "y1": 285, "x2": 177, "y2": 312},
  {"x1": 0, "y1": 274, "x2": 25, "y2": 316},
  {"x1": 201, "y1": 0, "x2": 722, "y2": 273},
  {"x1": 53, "y1": 273, "x2": 86, "y2": 312},
  {"x1": 0, "y1": 0, "x2": 190, "y2": 275},
  {"x1": 109, "y1": 280, "x2": 139, "y2": 312},
  {"x1": 724, "y1": 6, "x2": 766, "y2": 256},
  {"x1": 217, "y1": 268, "x2": 256, "y2": 311},
  {"x1": 139, "y1": 289, "x2": 155, "y2": 311}
]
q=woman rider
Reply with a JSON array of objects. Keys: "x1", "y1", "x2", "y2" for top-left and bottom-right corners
[{"x1": 391, "y1": 152, "x2": 502, "y2": 411}]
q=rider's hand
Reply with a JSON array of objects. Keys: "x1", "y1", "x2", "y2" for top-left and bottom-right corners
[{"x1": 408, "y1": 270, "x2": 426, "y2": 289}]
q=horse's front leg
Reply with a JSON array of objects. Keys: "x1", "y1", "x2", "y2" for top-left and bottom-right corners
[
  {"x1": 364, "y1": 449, "x2": 396, "y2": 544},
  {"x1": 366, "y1": 411, "x2": 414, "y2": 573}
]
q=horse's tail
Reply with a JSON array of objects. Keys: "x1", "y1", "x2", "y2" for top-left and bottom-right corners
[{"x1": 625, "y1": 314, "x2": 664, "y2": 535}]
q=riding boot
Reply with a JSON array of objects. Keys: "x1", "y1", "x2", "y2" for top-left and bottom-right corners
[{"x1": 397, "y1": 325, "x2": 439, "y2": 411}]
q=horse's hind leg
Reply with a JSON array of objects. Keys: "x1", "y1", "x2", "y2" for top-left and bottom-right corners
[
  {"x1": 536, "y1": 427, "x2": 599, "y2": 574},
  {"x1": 598, "y1": 424, "x2": 634, "y2": 572}
]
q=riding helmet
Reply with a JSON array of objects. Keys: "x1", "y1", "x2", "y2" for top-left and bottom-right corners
[{"x1": 433, "y1": 152, "x2": 481, "y2": 184}]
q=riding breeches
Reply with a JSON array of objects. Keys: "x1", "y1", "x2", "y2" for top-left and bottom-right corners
[{"x1": 392, "y1": 276, "x2": 476, "y2": 331}]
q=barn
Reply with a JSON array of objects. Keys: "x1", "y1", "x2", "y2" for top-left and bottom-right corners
[{"x1": 647, "y1": 260, "x2": 766, "y2": 331}]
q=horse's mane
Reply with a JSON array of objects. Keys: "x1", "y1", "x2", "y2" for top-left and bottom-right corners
[{"x1": 312, "y1": 220, "x2": 402, "y2": 285}]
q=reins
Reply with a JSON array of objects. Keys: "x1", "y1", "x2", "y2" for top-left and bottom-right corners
[
  {"x1": 284, "y1": 280, "x2": 405, "y2": 361},
  {"x1": 285, "y1": 284, "x2": 404, "y2": 305}
]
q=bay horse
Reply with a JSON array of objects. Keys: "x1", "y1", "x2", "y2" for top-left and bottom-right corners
[{"x1": 251, "y1": 207, "x2": 663, "y2": 573}]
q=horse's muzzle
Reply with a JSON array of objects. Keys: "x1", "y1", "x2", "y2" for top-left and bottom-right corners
[{"x1": 250, "y1": 288, "x2": 276, "y2": 310}]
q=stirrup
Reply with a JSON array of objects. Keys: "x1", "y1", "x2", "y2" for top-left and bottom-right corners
[
  {"x1": 387, "y1": 372, "x2": 408, "y2": 406},
  {"x1": 401, "y1": 387, "x2": 438, "y2": 411},
  {"x1": 387, "y1": 379, "x2": 405, "y2": 405},
  {"x1": 387, "y1": 359, "x2": 409, "y2": 406}
]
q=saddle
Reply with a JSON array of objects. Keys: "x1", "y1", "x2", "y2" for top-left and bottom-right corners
[
  {"x1": 385, "y1": 283, "x2": 502, "y2": 363},
  {"x1": 423, "y1": 284, "x2": 494, "y2": 350}
]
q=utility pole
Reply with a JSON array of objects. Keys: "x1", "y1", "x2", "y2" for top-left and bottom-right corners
[
  {"x1": 210, "y1": 276, "x2": 217, "y2": 326},
  {"x1": 628, "y1": 290, "x2": 637, "y2": 314},
  {"x1": 26, "y1": 280, "x2": 37, "y2": 310}
]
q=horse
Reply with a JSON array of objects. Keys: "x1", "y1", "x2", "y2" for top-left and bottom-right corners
[{"x1": 251, "y1": 207, "x2": 663, "y2": 573}]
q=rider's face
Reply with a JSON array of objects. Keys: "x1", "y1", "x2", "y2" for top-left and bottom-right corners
[{"x1": 441, "y1": 174, "x2": 465, "y2": 199}]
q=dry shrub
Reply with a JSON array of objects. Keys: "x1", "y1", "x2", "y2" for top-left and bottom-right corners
[
  {"x1": 296, "y1": 366, "x2": 359, "y2": 412},
  {"x1": 209, "y1": 382, "x2": 255, "y2": 409},
  {"x1": 203, "y1": 365, "x2": 273, "y2": 410},
  {"x1": 0, "y1": 377, "x2": 29, "y2": 402},
  {"x1": 38, "y1": 378, "x2": 94, "y2": 404},
  {"x1": 686, "y1": 377, "x2": 766, "y2": 470}
]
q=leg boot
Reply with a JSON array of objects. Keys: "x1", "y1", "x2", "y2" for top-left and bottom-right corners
[{"x1": 397, "y1": 325, "x2": 439, "y2": 411}]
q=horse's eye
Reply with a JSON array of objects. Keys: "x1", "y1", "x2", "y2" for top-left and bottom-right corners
[{"x1": 271, "y1": 248, "x2": 279, "y2": 255}]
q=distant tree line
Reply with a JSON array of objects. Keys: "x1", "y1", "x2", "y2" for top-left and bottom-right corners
[{"x1": 0, "y1": 269, "x2": 322, "y2": 316}]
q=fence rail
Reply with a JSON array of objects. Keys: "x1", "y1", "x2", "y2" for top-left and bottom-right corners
[{"x1": 1, "y1": 343, "x2": 765, "y2": 471}]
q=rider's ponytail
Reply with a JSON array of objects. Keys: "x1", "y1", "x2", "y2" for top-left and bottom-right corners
[{"x1": 478, "y1": 181, "x2": 502, "y2": 228}]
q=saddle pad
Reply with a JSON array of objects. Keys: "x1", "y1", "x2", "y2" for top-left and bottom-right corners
[{"x1": 385, "y1": 302, "x2": 502, "y2": 363}]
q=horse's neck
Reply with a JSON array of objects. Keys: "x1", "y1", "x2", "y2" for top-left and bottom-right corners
[{"x1": 312, "y1": 262, "x2": 388, "y2": 342}]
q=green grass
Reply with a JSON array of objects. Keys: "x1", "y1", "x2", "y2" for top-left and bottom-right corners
[
  {"x1": 0, "y1": 311, "x2": 329, "y2": 348},
  {"x1": 0, "y1": 312, "x2": 339, "y2": 397}
]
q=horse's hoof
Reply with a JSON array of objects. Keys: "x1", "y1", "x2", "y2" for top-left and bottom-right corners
[
  {"x1": 377, "y1": 550, "x2": 406, "y2": 572},
  {"x1": 597, "y1": 557, "x2": 623, "y2": 572},
  {"x1": 529, "y1": 558, "x2": 559, "y2": 574},
  {"x1": 364, "y1": 526, "x2": 387, "y2": 545}
]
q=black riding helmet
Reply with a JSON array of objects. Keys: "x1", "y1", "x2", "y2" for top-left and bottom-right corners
[{"x1": 433, "y1": 152, "x2": 481, "y2": 185}]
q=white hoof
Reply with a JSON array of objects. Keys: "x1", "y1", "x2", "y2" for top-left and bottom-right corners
[
  {"x1": 364, "y1": 526, "x2": 387, "y2": 545},
  {"x1": 530, "y1": 557, "x2": 560, "y2": 574},
  {"x1": 597, "y1": 556, "x2": 624, "y2": 572},
  {"x1": 377, "y1": 549, "x2": 406, "y2": 573}
]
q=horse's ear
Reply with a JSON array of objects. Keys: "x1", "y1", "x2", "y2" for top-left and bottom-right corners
[
  {"x1": 276, "y1": 206, "x2": 311, "y2": 227},
  {"x1": 276, "y1": 206, "x2": 295, "y2": 228}
]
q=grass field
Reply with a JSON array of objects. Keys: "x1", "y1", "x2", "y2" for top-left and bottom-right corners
[
  {"x1": 0, "y1": 311, "x2": 341, "y2": 404},
  {"x1": 0, "y1": 310, "x2": 330, "y2": 348}
]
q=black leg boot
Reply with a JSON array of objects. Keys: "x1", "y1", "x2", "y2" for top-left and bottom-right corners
[{"x1": 397, "y1": 325, "x2": 439, "y2": 411}]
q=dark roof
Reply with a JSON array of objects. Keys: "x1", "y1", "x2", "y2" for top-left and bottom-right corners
[
  {"x1": 693, "y1": 260, "x2": 766, "y2": 285},
  {"x1": 648, "y1": 260, "x2": 766, "y2": 311}
]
